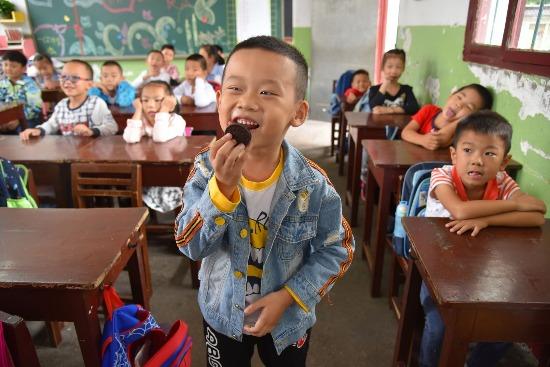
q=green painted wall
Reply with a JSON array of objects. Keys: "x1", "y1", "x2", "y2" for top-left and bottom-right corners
[
  {"x1": 292, "y1": 27, "x2": 312, "y2": 65},
  {"x1": 397, "y1": 25, "x2": 550, "y2": 216}
]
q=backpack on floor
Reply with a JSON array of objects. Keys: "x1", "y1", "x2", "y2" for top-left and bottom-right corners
[
  {"x1": 392, "y1": 161, "x2": 447, "y2": 258},
  {"x1": 101, "y1": 285, "x2": 192, "y2": 367},
  {"x1": 0, "y1": 158, "x2": 37, "y2": 209}
]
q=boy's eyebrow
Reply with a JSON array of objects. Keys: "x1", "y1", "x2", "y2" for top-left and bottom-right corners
[{"x1": 224, "y1": 75, "x2": 284, "y2": 87}]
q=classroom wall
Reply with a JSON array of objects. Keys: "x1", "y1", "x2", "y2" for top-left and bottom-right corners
[
  {"x1": 309, "y1": 0, "x2": 378, "y2": 120},
  {"x1": 396, "y1": 0, "x2": 550, "y2": 215}
]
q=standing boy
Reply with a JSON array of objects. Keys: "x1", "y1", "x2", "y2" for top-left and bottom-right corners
[
  {"x1": 175, "y1": 36, "x2": 354, "y2": 366},
  {"x1": 89, "y1": 60, "x2": 135, "y2": 108},
  {"x1": 173, "y1": 54, "x2": 216, "y2": 108},
  {"x1": 0, "y1": 50, "x2": 42, "y2": 132},
  {"x1": 19, "y1": 60, "x2": 117, "y2": 139},
  {"x1": 420, "y1": 111, "x2": 546, "y2": 367}
]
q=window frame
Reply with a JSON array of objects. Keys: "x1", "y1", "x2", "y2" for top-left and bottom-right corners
[{"x1": 463, "y1": 0, "x2": 550, "y2": 77}]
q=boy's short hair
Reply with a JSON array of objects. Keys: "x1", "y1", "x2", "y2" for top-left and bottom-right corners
[
  {"x1": 351, "y1": 69, "x2": 369, "y2": 81},
  {"x1": 186, "y1": 53, "x2": 207, "y2": 71},
  {"x1": 140, "y1": 80, "x2": 173, "y2": 96},
  {"x1": 147, "y1": 49, "x2": 163, "y2": 58},
  {"x1": 453, "y1": 110, "x2": 513, "y2": 154},
  {"x1": 2, "y1": 50, "x2": 27, "y2": 66},
  {"x1": 102, "y1": 60, "x2": 123, "y2": 74},
  {"x1": 33, "y1": 53, "x2": 53, "y2": 65},
  {"x1": 382, "y1": 49, "x2": 406, "y2": 66},
  {"x1": 454, "y1": 83, "x2": 493, "y2": 110},
  {"x1": 224, "y1": 36, "x2": 308, "y2": 101},
  {"x1": 161, "y1": 44, "x2": 175, "y2": 52},
  {"x1": 67, "y1": 59, "x2": 93, "y2": 79}
]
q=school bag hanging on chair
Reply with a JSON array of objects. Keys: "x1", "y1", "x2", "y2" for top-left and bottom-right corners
[
  {"x1": 392, "y1": 161, "x2": 447, "y2": 259},
  {"x1": 101, "y1": 285, "x2": 192, "y2": 367},
  {"x1": 0, "y1": 158, "x2": 37, "y2": 209}
]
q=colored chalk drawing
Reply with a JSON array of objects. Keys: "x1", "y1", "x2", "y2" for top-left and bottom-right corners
[{"x1": 194, "y1": 0, "x2": 217, "y2": 25}]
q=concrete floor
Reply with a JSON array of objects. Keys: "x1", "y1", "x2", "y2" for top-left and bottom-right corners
[{"x1": 32, "y1": 120, "x2": 537, "y2": 366}]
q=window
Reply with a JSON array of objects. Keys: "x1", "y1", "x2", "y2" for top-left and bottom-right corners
[{"x1": 464, "y1": 0, "x2": 550, "y2": 77}]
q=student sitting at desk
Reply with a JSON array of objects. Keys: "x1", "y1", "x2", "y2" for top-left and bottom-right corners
[
  {"x1": 199, "y1": 44, "x2": 225, "y2": 85},
  {"x1": 32, "y1": 53, "x2": 60, "y2": 90},
  {"x1": 401, "y1": 84, "x2": 492, "y2": 150},
  {"x1": 367, "y1": 49, "x2": 419, "y2": 115},
  {"x1": 123, "y1": 80, "x2": 186, "y2": 213},
  {"x1": 420, "y1": 111, "x2": 546, "y2": 367},
  {"x1": 344, "y1": 69, "x2": 371, "y2": 105},
  {"x1": 19, "y1": 60, "x2": 118, "y2": 139},
  {"x1": 89, "y1": 60, "x2": 135, "y2": 108},
  {"x1": 161, "y1": 44, "x2": 180, "y2": 85},
  {"x1": 173, "y1": 54, "x2": 216, "y2": 108},
  {"x1": 0, "y1": 51, "x2": 42, "y2": 133},
  {"x1": 132, "y1": 50, "x2": 170, "y2": 89}
]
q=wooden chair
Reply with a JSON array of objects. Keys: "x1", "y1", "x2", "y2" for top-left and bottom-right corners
[
  {"x1": 337, "y1": 100, "x2": 358, "y2": 176},
  {"x1": 70, "y1": 163, "x2": 152, "y2": 298},
  {"x1": 0, "y1": 104, "x2": 28, "y2": 131},
  {"x1": 0, "y1": 310, "x2": 41, "y2": 367}
]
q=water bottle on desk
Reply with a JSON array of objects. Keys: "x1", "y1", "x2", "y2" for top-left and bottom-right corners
[{"x1": 391, "y1": 201, "x2": 408, "y2": 257}]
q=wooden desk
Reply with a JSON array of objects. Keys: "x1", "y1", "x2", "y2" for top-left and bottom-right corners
[
  {"x1": 0, "y1": 135, "x2": 213, "y2": 207},
  {"x1": 361, "y1": 140, "x2": 522, "y2": 298},
  {"x1": 344, "y1": 112, "x2": 410, "y2": 226},
  {"x1": 111, "y1": 103, "x2": 222, "y2": 137},
  {"x1": 41, "y1": 89, "x2": 65, "y2": 103},
  {"x1": 0, "y1": 103, "x2": 27, "y2": 129},
  {"x1": 393, "y1": 218, "x2": 550, "y2": 367},
  {"x1": 0, "y1": 207, "x2": 150, "y2": 367}
]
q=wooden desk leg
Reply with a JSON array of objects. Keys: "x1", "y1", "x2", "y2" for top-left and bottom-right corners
[
  {"x1": 362, "y1": 162, "x2": 376, "y2": 263},
  {"x1": 349, "y1": 133, "x2": 362, "y2": 227},
  {"x1": 73, "y1": 291, "x2": 102, "y2": 367},
  {"x1": 370, "y1": 170, "x2": 393, "y2": 297},
  {"x1": 438, "y1": 309, "x2": 471, "y2": 367},
  {"x1": 338, "y1": 114, "x2": 348, "y2": 176},
  {"x1": 345, "y1": 133, "x2": 355, "y2": 206},
  {"x1": 392, "y1": 260, "x2": 423, "y2": 367},
  {"x1": 127, "y1": 245, "x2": 150, "y2": 309}
]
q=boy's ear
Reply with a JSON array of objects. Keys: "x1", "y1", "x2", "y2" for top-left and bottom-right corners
[
  {"x1": 216, "y1": 89, "x2": 222, "y2": 106},
  {"x1": 500, "y1": 153, "x2": 512, "y2": 171},
  {"x1": 289, "y1": 100, "x2": 309, "y2": 128},
  {"x1": 449, "y1": 146, "x2": 457, "y2": 165}
]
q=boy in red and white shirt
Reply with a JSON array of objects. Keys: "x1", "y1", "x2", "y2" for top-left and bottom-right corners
[{"x1": 420, "y1": 111, "x2": 546, "y2": 367}]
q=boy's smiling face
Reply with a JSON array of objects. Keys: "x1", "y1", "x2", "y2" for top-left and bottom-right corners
[
  {"x1": 2, "y1": 60, "x2": 25, "y2": 82},
  {"x1": 450, "y1": 130, "x2": 510, "y2": 191},
  {"x1": 216, "y1": 48, "x2": 308, "y2": 151},
  {"x1": 60, "y1": 62, "x2": 92, "y2": 98}
]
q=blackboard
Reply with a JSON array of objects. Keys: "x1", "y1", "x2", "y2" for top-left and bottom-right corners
[{"x1": 25, "y1": 0, "x2": 238, "y2": 59}]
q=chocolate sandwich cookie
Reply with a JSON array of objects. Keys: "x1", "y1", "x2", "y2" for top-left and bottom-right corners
[{"x1": 225, "y1": 124, "x2": 252, "y2": 147}]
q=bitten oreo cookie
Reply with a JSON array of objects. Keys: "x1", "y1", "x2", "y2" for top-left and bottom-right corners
[{"x1": 225, "y1": 124, "x2": 252, "y2": 146}]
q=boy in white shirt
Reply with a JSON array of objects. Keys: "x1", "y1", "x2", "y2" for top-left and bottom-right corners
[
  {"x1": 132, "y1": 50, "x2": 171, "y2": 89},
  {"x1": 173, "y1": 54, "x2": 216, "y2": 108}
]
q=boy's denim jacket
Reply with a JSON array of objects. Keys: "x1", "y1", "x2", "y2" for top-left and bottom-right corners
[{"x1": 175, "y1": 140, "x2": 354, "y2": 354}]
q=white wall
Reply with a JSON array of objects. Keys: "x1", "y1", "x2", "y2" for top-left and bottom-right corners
[
  {"x1": 310, "y1": 0, "x2": 378, "y2": 120},
  {"x1": 0, "y1": 0, "x2": 31, "y2": 34},
  {"x1": 398, "y1": 0, "x2": 468, "y2": 26}
]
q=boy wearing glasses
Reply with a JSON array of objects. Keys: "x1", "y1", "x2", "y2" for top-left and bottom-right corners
[{"x1": 20, "y1": 60, "x2": 117, "y2": 140}]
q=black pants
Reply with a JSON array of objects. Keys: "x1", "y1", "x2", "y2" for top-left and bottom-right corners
[{"x1": 203, "y1": 320, "x2": 311, "y2": 367}]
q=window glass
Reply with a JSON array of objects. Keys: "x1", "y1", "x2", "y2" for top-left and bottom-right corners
[
  {"x1": 510, "y1": 0, "x2": 550, "y2": 51},
  {"x1": 474, "y1": 0, "x2": 510, "y2": 46}
]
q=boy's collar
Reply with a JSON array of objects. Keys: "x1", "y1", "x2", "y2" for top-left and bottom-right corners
[{"x1": 451, "y1": 166, "x2": 498, "y2": 201}]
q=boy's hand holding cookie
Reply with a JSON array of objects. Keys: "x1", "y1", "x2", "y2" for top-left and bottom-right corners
[{"x1": 210, "y1": 132, "x2": 247, "y2": 198}]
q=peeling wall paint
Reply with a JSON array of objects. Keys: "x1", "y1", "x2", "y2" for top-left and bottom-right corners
[
  {"x1": 400, "y1": 27, "x2": 412, "y2": 53},
  {"x1": 469, "y1": 64, "x2": 550, "y2": 121},
  {"x1": 520, "y1": 140, "x2": 550, "y2": 160},
  {"x1": 425, "y1": 76, "x2": 440, "y2": 104}
]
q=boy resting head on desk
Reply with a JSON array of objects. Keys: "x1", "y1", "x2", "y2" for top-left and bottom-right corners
[
  {"x1": 419, "y1": 110, "x2": 546, "y2": 367},
  {"x1": 174, "y1": 35, "x2": 354, "y2": 366},
  {"x1": 89, "y1": 60, "x2": 135, "y2": 108},
  {"x1": 401, "y1": 84, "x2": 493, "y2": 151},
  {"x1": 19, "y1": 60, "x2": 118, "y2": 140},
  {"x1": 173, "y1": 53, "x2": 216, "y2": 108}
]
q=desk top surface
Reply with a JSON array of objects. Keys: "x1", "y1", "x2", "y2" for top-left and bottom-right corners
[
  {"x1": 403, "y1": 217, "x2": 550, "y2": 307},
  {"x1": 345, "y1": 112, "x2": 410, "y2": 128},
  {"x1": 0, "y1": 207, "x2": 148, "y2": 289},
  {"x1": 363, "y1": 140, "x2": 522, "y2": 171},
  {"x1": 0, "y1": 135, "x2": 213, "y2": 164}
]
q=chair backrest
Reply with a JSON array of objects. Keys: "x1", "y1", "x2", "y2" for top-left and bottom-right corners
[
  {"x1": 41, "y1": 89, "x2": 66, "y2": 104},
  {"x1": 0, "y1": 310, "x2": 41, "y2": 367},
  {"x1": 71, "y1": 163, "x2": 142, "y2": 208}
]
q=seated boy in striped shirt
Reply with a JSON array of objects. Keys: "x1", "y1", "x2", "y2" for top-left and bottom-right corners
[
  {"x1": 20, "y1": 60, "x2": 117, "y2": 140},
  {"x1": 420, "y1": 111, "x2": 546, "y2": 367}
]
